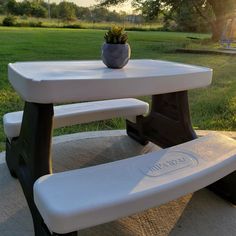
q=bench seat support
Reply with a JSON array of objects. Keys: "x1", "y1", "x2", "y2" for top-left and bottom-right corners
[
  {"x1": 126, "y1": 91, "x2": 197, "y2": 147},
  {"x1": 6, "y1": 102, "x2": 56, "y2": 235}
]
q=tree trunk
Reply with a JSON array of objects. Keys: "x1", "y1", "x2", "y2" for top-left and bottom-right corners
[
  {"x1": 208, "y1": 0, "x2": 233, "y2": 41},
  {"x1": 211, "y1": 19, "x2": 225, "y2": 41}
]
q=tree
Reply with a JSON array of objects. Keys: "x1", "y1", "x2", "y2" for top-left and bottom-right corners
[
  {"x1": 163, "y1": 1, "x2": 212, "y2": 33},
  {"x1": 58, "y1": 1, "x2": 77, "y2": 21},
  {"x1": 6, "y1": 0, "x2": 19, "y2": 15},
  {"x1": 207, "y1": 0, "x2": 236, "y2": 41},
  {"x1": 30, "y1": 2, "x2": 47, "y2": 17},
  {"x1": 5, "y1": 0, "x2": 47, "y2": 17},
  {"x1": 100, "y1": 0, "x2": 236, "y2": 41},
  {"x1": 132, "y1": 0, "x2": 161, "y2": 21},
  {"x1": 177, "y1": 0, "x2": 236, "y2": 40},
  {"x1": 0, "y1": 0, "x2": 5, "y2": 13},
  {"x1": 77, "y1": 7, "x2": 91, "y2": 21},
  {"x1": 91, "y1": 7, "x2": 110, "y2": 22},
  {"x1": 48, "y1": 3, "x2": 59, "y2": 18},
  {"x1": 18, "y1": 0, "x2": 32, "y2": 16},
  {"x1": 106, "y1": 10, "x2": 122, "y2": 22}
]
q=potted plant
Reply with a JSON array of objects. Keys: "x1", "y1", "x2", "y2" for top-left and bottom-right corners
[{"x1": 101, "y1": 26, "x2": 131, "y2": 69}]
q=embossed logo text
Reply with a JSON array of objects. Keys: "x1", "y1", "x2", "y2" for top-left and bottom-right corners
[{"x1": 141, "y1": 151, "x2": 198, "y2": 177}]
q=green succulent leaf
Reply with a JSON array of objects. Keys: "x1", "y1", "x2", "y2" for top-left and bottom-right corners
[{"x1": 104, "y1": 25, "x2": 128, "y2": 44}]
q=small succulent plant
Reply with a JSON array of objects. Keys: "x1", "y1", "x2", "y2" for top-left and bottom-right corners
[{"x1": 104, "y1": 26, "x2": 128, "y2": 44}]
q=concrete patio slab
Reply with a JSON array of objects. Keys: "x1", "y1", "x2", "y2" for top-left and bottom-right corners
[
  {"x1": 1, "y1": 130, "x2": 236, "y2": 236},
  {"x1": 176, "y1": 48, "x2": 236, "y2": 56}
]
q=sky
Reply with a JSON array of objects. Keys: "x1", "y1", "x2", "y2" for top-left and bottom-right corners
[
  {"x1": 48, "y1": 0, "x2": 99, "y2": 7},
  {"x1": 48, "y1": 0, "x2": 133, "y2": 13}
]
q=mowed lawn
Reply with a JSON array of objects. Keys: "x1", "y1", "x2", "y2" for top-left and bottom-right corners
[{"x1": 1, "y1": 27, "x2": 236, "y2": 151}]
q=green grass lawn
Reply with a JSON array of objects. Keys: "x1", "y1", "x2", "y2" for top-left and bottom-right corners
[{"x1": 0, "y1": 27, "x2": 236, "y2": 151}]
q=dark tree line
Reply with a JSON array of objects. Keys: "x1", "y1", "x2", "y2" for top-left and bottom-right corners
[
  {"x1": 0, "y1": 0, "x2": 125, "y2": 22},
  {"x1": 1, "y1": 0, "x2": 47, "y2": 17}
]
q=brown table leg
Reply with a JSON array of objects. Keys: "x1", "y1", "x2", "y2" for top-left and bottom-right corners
[
  {"x1": 126, "y1": 90, "x2": 197, "y2": 148},
  {"x1": 208, "y1": 172, "x2": 236, "y2": 205},
  {"x1": 127, "y1": 90, "x2": 236, "y2": 205},
  {"x1": 5, "y1": 102, "x2": 77, "y2": 236}
]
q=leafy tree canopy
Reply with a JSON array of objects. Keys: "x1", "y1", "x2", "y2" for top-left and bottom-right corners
[{"x1": 100, "y1": 0, "x2": 236, "y2": 40}]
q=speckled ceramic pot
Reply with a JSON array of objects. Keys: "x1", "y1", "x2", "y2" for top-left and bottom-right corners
[{"x1": 101, "y1": 43, "x2": 131, "y2": 69}]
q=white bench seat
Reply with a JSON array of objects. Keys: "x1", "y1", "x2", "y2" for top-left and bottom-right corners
[
  {"x1": 3, "y1": 98, "x2": 149, "y2": 139},
  {"x1": 34, "y1": 133, "x2": 236, "y2": 234}
]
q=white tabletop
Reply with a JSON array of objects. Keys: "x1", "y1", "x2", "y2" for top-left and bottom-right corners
[{"x1": 8, "y1": 59, "x2": 212, "y2": 103}]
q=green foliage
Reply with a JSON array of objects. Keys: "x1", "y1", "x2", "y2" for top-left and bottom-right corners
[
  {"x1": 163, "y1": 1, "x2": 212, "y2": 33},
  {"x1": 28, "y1": 21, "x2": 43, "y2": 27},
  {"x1": 132, "y1": 0, "x2": 161, "y2": 21},
  {"x1": 100, "y1": 0, "x2": 236, "y2": 39},
  {"x1": 30, "y1": 3, "x2": 47, "y2": 18},
  {"x1": 2, "y1": 15, "x2": 17, "y2": 26},
  {"x1": 47, "y1": 3, "x2": 58, "y2": 18},
  {"x1": 77, "y1": 7, "x2": 91, "y2": 21},
  {"x1": 5, "y1": 0, "x2": 47, "y2": 18},
  {"x1": 1, "y1": 0, "x2": 127, "y2": 24},
  {"x1": 6, "y1": 0, "x2": 18, "y2": 15},
  {"x1": 63, "y1": 23, "x2": 82, "y2": 29},
  {"x1": 58, "y1": 1, "x2": 77, "y2": 21},
  {"x1": 104, "y1": 26, "x2": 128, "y2": 44},
  {"x1": 0, "y1": 15, "x2": 162, "y2": 30},
  {"x1": 0, "y1": 0, "x2": 5, "y2": 14}
]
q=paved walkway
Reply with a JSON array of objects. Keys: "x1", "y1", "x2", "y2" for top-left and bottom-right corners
[
  {"x1": 1, "y1": 130, "x2": 236, "y2": 236},
  {"x1": 176, "y1": 48, "x2": 236, "y2": 56}
]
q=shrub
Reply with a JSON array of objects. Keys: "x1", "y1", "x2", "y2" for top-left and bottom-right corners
[
  {"x1": 29, "y1": 21, "x2": 43, "y2": 27},
  {"x1": 2, "y1": 16, "x2": 17, "y2": 26},
  {"x1": 15, "y1": 21, "x2": 43, "y2": 27},
  {"x1": 63, "y1": 24, "x2": 82, "y2": 29}
]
